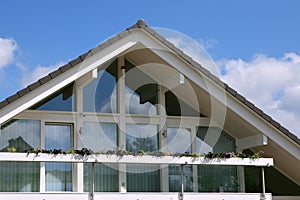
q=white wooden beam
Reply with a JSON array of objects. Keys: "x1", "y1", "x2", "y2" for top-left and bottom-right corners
[{"x1": 236, "y1": 134, "x2": 268, "y2": 151}]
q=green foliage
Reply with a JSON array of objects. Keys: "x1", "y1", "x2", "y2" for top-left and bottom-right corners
[
  {"x1": 7, "y1": 146, "x2": 17, "y2": 152},
  {"x1": 4, "y1": 147, "x2": 262, "y2": 160}
]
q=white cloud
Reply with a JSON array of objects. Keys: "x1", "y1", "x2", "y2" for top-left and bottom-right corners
[
  {"x1": 0, "y1": 37, "x2": 18, "y2": 68},
  {"x1": 167, "y1": 37, "x2": 220, "y2": 77},
  {"x1": 21, "y1": 61, "x2": 65, "y2": 87},
  {"x1": 218, "y1": 53, "x2": 300, "y2": 138}
]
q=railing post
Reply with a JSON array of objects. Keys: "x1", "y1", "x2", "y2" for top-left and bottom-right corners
[
  {"x1": 261, "y1": 167, "x2": 266, "y2": 200},
  {"x1": 180, "y1": 164, "x2": 184, "y2": 200}
]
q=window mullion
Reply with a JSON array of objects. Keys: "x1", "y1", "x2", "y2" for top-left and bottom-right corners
[
  {"x1": 117, "y1": 56, "x2": 127, "y2": 193},
  {"x1": 40, "y1": 120, "x2": 45, "y2": 192}
]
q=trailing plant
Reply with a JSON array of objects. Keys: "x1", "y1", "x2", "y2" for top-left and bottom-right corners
[{"x1": 3, "y1": 147, "x2": 263, "y2": 160}]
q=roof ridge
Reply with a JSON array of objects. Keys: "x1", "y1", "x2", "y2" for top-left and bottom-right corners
[{"x1": 0, "y1": 19, "x2": 299, "y2": 146}]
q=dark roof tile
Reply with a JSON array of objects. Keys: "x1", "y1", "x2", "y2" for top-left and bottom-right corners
[
  {"x1": 286, "y1": 133, "x2": 299, "y2": 143},
  {"x1": 244, "y1": 99, "x2": 254, "y2": 109},
  {"x1": 261, "y1": 113, "x2": 272, "y2": 122},
  {"x1": 208, "y1": 74, "x2": 220, "y2": 83},
  {"x1": 90, "y1": 45, "x2": 102, "y2": 56},
  {"x1": 49, "y1": 69, "x2": 62, "y2": 79},
  {"x1": 38, "y1": 75, "x2": 52, "y2": 85},
  {"x1": 99, "y1": 39, "x2": 111, "y2": 50},
  {"x1": 164, "y1": 40, "x2": 175, "y2": 50},
  {"x1": 144, "y1": 27, "x2": 156, "y2": 36},
  {"x1": 136, "y1": 19, "x2": 147, "y2": 28},
  {"x1": 153, "y1": 33, "x2": 165, "y2": 43},
  {"x1": 118, "y1": 30, "x2": 130, "y2": 38},
  {"x1": 17, "y1": 88, "x2": 31, "y2": 97},
  {"x1": 60, "y1": 63, "x2": 72, "y2": 72},
  {"x1": 6, "y1": 93, "x2": 20, "y2": 103},
  {"x1": 199, "y1": 66, "x2": 211, "y2": 76},
  {"x1": 80, "y1": 50, "x2": 91, "y2": 61},
  {"x1": 173, "y1": 47, "x2": 184, "y2": 57},
  {"x1": 0, "y1": 100, "x2": 9, "y2": 108},
  {"x1": 236, "y1": 93, "x2": 246, "y2": 102},
  {"x1": 279, "y1": 126, "x2": 290, "y2": 135},
  {"x1": 181, "y1": 53, "x2": 193, "y2": 64},
  {"x1": 70, "y1": 57, "x2": 82, "y2": 67},
  {"x1": 270, "y1": 119, "x2": 280, "y2": 128},
  {"x1": 127, "y1": 24, "x2": 138, "y2": 31},
  {"x1": 226, "y1": 87, "x2": 237, "y2": 96},
  {"x1": 109, "y1": 34, "x2": 121, "y2": 44},
  {"x1": 27, "y1": 81, "x2": 41, "y2": 91},
  {"x1": 253, "y1": 106, "x2": 263, "y2": 116},
  {"x1": 217, "y1": 80, "x2": 228, "y2": 89}
]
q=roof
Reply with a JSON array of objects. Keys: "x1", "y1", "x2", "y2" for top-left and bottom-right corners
[{"x1": 1, "y1": 19, "x2": 299, "y2": 145}]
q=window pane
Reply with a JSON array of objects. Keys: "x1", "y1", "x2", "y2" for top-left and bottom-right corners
[
  {"x1": 126, "y1": 124, "x2": 160, "y2": 192},
  {"x1": 80, "y1": 122, "x2": 117, "y2": 151},
  {"x1": 198, "y1": 165, "x2": 237, "y2": 192},
  {"x1": 81, "y1": 122, "x2": 118, "y2": 192},
  {"x1": 196, "y1": 127, "x2": 237, "y2": 192},
  {"x1": 30, "y1": 83, "x2": 74, "y2": 111},
  {"x1": 169, "y1": 165, "x2": 193, "y2": 192},
  {"x1": 84, "y1": 164, "x2": 118, "y2": 192},
  {"x1": 125, "y1": 60, "x2": 158, "y2": 115},
  {"x1": 83, "y1": 61, "x2": 117, "y2": 113},
  {"x1": 126, "y1": 164, "x2": 160, "y2": 192},
  {"x1": 126, "y1": 124, "x2": 158, "y2": 152},
  {"x1": 0, "y1": 120, "x2": 40, "y2": 192},
  {"x1": 167, "y1": 128, "x2": 191, "y2": 153},
  {"x1": 167, "y1": 128, "x2": 193, "y2": 192},
  {"x1": 45, "y1": 124, "x2": 72, "y2": 192},
  {"x1": 0, "y1": 162, "x2": 40, "y2": 192},
  {"x1": 165, "y1": 90, "x2": 203, "y2": 117}
]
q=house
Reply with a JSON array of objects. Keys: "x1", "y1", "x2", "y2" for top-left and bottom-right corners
[{"x1": 0, "y1": 19, "x2": 299, "y2": 200}]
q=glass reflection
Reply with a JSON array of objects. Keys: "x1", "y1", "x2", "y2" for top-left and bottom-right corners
[
  {"x1": 126, "y1": 124, "x2": 160, "y2": 192},
  {"x1": 125, "y1": 60, "x2": 158, "y2": 116},
  {"x1": 83, "y1": 60, "x2": 117, "y2": 113},
  {"x1": 81, "y1": 122, "x2": 118, "y2": 192},
  {"x1": 0, "y1": 120, "x2": 40, "y2": 192},
  {"x1": 196, "y1": 127, "x2": 237, "y2": 192},
  {"x1": 45, "y1": 124, "x2": 72, "y2": 192},
  {"x1": 167, "y1": 128, "x2": 193, "y2": 192},
  {"x1": 30, "y1": 83, "x2": 74, "y2": 111}
]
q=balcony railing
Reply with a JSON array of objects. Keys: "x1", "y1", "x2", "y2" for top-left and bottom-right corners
[{"x1": 0, "y1": 152, "x2": 274, "y2": 200}]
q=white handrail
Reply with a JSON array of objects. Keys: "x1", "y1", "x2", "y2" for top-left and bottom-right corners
[{"x1": 0, "y1": 152, "x2": 273, "y2": 166}]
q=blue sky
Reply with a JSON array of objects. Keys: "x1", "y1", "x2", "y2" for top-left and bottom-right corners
[{"x1": 1, "y1": 0, "x2": 300, "y2": 137}]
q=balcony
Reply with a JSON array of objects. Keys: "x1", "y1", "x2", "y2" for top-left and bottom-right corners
[{"x1": 0, "y1": 152, "x2": 273, "y2": 200}]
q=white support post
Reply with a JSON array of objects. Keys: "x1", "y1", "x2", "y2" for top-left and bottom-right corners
[
  {"x1": 117, "y1": 56, "x2": 127, "y2": 193},
  {"x1": 74, "y1": 82, "x2": 84, "y2": 192},
  {"x1": 158, "y1": 85, "x2": 169, "y2": 192}
]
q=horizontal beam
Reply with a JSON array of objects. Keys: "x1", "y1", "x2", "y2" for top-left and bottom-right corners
[
  {"x1": 0, "y1": 153, "x2": 273, "y2": 166},
  {"x1": 236, "y1": 134, "x2": 268, "y2": 151}
]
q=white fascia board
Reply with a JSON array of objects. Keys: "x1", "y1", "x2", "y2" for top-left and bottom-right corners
[
  {"x1": 0, "y1": 152, "x2": 273, "y2": 167},
  {"x1": 0, "y1": 33, "x2": 139, "y2": 125},
  {"x1": 137, "y1": 29, "x2": 300, "y2": 160}
]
